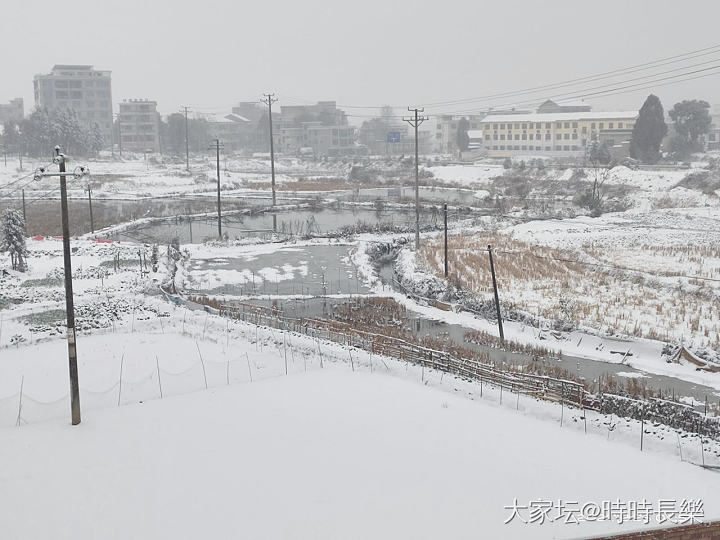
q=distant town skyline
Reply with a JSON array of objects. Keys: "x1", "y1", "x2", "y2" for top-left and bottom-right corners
[{"x1": 2, "y1": 0, "x2": 719, "y2": 123}]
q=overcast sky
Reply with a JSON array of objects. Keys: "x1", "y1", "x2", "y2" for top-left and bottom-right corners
[{"x1": 2, "y1": 0, "x2": 719, "y2": 123}]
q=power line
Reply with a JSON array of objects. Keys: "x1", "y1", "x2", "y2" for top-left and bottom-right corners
[
  {"x1": 332, "y1": 42, "x2": 720, "y2": 111},
  {"x1": 439, "y1": 66, "x2": 720, "y2": 116}
]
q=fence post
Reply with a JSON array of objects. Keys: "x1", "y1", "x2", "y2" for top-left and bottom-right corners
[
  {"x1": 195, "y1": 341, "x2": 208, "y2": 389},
  {"x1": 15, "y1": 376, "x2": 24, "y2": 427},
  {"x1": 117, "y1": 354, "x2": 124, "y2": 406},
  {"x1": 156, "y1": 356, "x2": 163, "y2": 398}
]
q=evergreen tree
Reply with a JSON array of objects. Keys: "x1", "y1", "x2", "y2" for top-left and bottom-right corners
[
  {"x1": 0, "y1": 208, "x2": 28, "y2": 271},
  {"x1": 669, "y1": 99, "x2": 712, "y2": 158},
  {"x1": 90, "y1": 123, "x2": 105, "y2": 155},
  {"x1": 629, "y1": 94, "x2": 667, "y2": 164},
  {"x1": 456, "y1": 118, "x2": 470, "y2": 152}
]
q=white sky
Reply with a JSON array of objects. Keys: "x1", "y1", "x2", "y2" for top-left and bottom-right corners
[{"x1": 2, "y1": 0, "x2": 720, "y2": 122}]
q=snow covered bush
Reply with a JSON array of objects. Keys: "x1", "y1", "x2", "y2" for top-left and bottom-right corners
[{"x1": 0, "y1": 208, "x2": 28, "y2": 272}]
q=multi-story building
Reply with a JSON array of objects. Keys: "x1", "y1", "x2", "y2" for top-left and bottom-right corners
[
  {"x1": 434, "y1": 114, "x2": 486, "y2": 154},
  {"x1": 272, "y1": 101, "x2": 360, "y2": 156},
  {"x1": 0, "y1": 98, "x2": 24, "y2": 124},
  {"x1": 117, "y1": 99, "x2": 160, "y2": 153},
  {"x1": 33, "y1": 64, "x2": 113, "y2": 144},
  {"x1": 477, "y1": 110, "x2": 638, "y2": 158}
]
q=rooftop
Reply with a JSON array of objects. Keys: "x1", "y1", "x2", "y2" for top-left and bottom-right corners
[{"x1": 481, "y1": 111, "x2": 638, "y2": 124}]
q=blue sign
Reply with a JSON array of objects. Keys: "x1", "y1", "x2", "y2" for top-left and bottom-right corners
[{"x1": 387, "y1": 131, "x2": 401, "y2": 143}]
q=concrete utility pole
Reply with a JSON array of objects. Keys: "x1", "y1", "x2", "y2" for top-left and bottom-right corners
[
  {"x1": 114, "y1": 113, "x2": 123, "y2": 157},
  {"x1": 487, "y1": 244, "x2": 505, "y2": 344},
  {"x1": 181, "y1": 106, "x2": 191, "y2": 171},
  {"x1": 53, "y1": 147, "x2": 85, "y2": 425},
  {"x1": 87, "y1": 184, "x2": 94, "y2": 234},
  {"x1": 261, "y1": 93, "x2": 278, "y2": 232},
  {"x1": 443, "y1": 203, "x2": 448, "y2": 278},
  {"x1": 403, "y1": 107, "x2": 428, "y2": 250},
  {"x1": 22, "y1": 189, "x2": 26, "y2": 225},
  {"x1": 209, "y1": 139, "x2": 224, "y2": 238}
]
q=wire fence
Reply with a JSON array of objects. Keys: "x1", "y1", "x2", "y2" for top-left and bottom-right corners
[{"x1": 1, "y1": 292, "x2": 718, "y2": 469}]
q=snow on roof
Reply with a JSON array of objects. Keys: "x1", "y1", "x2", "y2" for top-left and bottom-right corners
[{"x1": 480, "y1": 111, "x2": 638, "y2": 124}]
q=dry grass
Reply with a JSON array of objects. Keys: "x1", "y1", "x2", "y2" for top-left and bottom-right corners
[{"x1": 419, "y1": 233, "x2": 720, "y2": 349}]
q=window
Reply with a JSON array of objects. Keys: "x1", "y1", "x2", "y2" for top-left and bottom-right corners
[
  {"x1": 492, "y1": 145, "x2": 498, "y2": 150},
  {"x1": 514, "y1": 145, "x2": 520, "y2": 150},
  {"x1": 556, "y1": 122, "x2": 561, "y2": 128},
  {"x1": 500, "y1": 145, "x2": 505, "y2": 150},
  {"x1": 521, "y1": 123, "x2": 527, "y2": 129},
  {"x1": 618, "y1": 123, "x2": 623, "y2": 129},
  {"x1": 493, "y1": 123, "x2": 499, "y2": 129},
  {"x1": 499, "y1": 124, "x2": 505, "y2": 129},
  {"x1": 591, "y1": 123, "x2": 596, "y2": 129},
  {"x1": 529, "y1": 134, "x2": 534, "y2": 140},
  {"x1": 493, "y1": 134, "x2": 498, "y2": 140},
  {"x1": 563, "y1": 133, "x2": 569, "y2": 140},
  {"x1": 599, "y1": 123, "x2": 604, "y2": 129},
  {"x1": 514, "y1": 134, "x2": 519, "y2": 140},
  {"x1": 555, "y1": 145, "x2": 561, "y2": 151},
  {"x1": 563, "y1": 145, "x2": 570, "y2": 151},
  {"x1": 564, "y1": 122, "x2": 570, "y2": 128},
  {"x1": 545, "y1": 146, "x2": 551, "y2": 151},
  {"x1": 521, "y1": 134, "x2": 527, "y2": 140},
  {"x1": 514, "y1": 123, "x2": 520, "y2": 129},
  {"x1": 546, "y1": 123, "x2": 551, "y2": 129},
  {"x1": 521, "y1": 145, "x2": 527, "y2": 150},
  {"x1": 545, "y1": 133, "x2": 551, "y2": 140},
  {"x1": 609, "y1": 122, "x2": 614, "y2": 129},
  {"x1": 500, "y1": 134, "x2": 505, "y2": 140},
  {"x1": 571, "y1": 145, "x2": 579, "y2": 151},
  {"x1": 572, "y1": 133, "x2": 578, "y2": 139},
  {"x1": 582, "y1": 126, "x2": 587, "y2": 134},
  {"x1": 572, "y1": 122, "x2": 578, "y2": 128}
]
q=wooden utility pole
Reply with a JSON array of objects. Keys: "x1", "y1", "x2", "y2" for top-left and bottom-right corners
[
  {"x1": 56, "y1": 146, "x2": 81, "y2": 425},
  {"x1": 403, "y1": 107, "x2": 428, "y2": 250},
  {"x1": 87, "y1": 185, "x2": 94, "y2": 234},
  {"x1": 209, "y1": 139, "x2": 224, "y2": 238},
  {"x1": 261, "y1": 93, "x2": 278, "y2": 232},
  {"x1": 487, "y1": 244, "x2": 504, "y2": 343},
  {"x1": 181, "y1": 106, "x2": 191, "y2": 171},
  {"x1": 443, "y1": 203, "x2": 448, "y2": 277},
  {"x1": 22, "y1": 189, "x2": 26, "y2": 224}
]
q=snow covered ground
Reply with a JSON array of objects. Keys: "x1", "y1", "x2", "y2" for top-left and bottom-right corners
[{"x1": 2, "y1": 324, "x2": 719, "y2": 539}]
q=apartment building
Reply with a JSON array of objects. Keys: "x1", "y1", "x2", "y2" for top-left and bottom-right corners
[
  {"x1": 434, "y1": 114, "x2": 486, "y2": 153},
  {"x1": 117, "y1": 99, "x2": 160, "y2": 152},
  {"x1": 33, "y1": 64, "x2": 113, "y2": 144},
  {"x1": 0, "y1": 98, "x2": 24, "y2": 124},
  {"x1": 478, "y1": 110, "x2": 638, "y2": 157}
]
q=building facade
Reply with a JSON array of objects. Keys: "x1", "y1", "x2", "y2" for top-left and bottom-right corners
[
  {"x1": 478, "y1": 110, "x2": 638, "y2": 158},
  {"x1": 0, "y1": 98, "x2": 24, "y2": 124},
  {"x1": 434, "y1": 114, "x2": 486, "y2": 154},
  {"x1": 33, "y1": 64, "x2": 113, "y2": 144},
  {"x1": 117, "y1": 99, "x2": 160, "y2": 152}
]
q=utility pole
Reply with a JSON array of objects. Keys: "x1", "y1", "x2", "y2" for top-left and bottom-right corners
[
  {"x1": 487, "y1": 244, "x2": 504, "y2": 343},
  {"x1": 403, "y1": 107, "x2": 428, "y2": 250},
  {"x1": 209, "y1": 139, "x2": 224, "y2": 238},
  {"x1": 443, "y1": 203, "x2": 448, "y2": 278},
  {"x1": 22, "y1": 189, "x2": 26, "y2": 225},
  {"x1": 261, "y1": 93, "x2": 278, "y2": 232},
  {"x1": 181, "y1": 106, "x2": 191, "y2": 171},
  {"x1": 87, "y1": 184, "x2": 94, "y2": 234},
  {"x1": 54, "y1": 146, "x2": 83, "y2": 425},
  {"x1": 114, "y1": 113, "x2": 123, "y2": 157}
]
